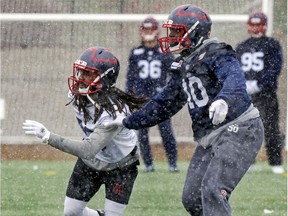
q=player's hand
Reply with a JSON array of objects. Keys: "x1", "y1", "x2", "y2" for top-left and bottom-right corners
[
  {"x1": 246, "y1": 80, "x2": 260, "y2": 95},
  {"x1": 103, "y1": 116, "x2": 125, "y2": 128},
  {"x1": 209, "y1": 99, "x2": 228, "y2": 125},
  {"x1": 22, "y1": 120, "x2": 50, "y2": 142}
]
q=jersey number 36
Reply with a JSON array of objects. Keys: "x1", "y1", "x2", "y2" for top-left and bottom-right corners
[{"x1": 138, "y1": 60, "x2": 162, "y2": 79}]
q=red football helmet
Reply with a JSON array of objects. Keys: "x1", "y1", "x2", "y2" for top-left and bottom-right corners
[
  {"x1": 139, "y1": 17, "x2": 159, "y2": 42},
  {"x1": 68, "y1": 47, "x2": 119, "y2": 95},
  {"x1": 247, "y1": 10, "x2": 267, "y2": 37},
  {"x1": 159, "y1": 4, "x2": 212, "y2": 54}
]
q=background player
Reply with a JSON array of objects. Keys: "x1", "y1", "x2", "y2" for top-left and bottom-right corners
[
  {"x1": 235, "y1": 11, "x2": 284, "y2": 174},
  {"x1": 125, "y1": 17, "x2": 179, "y2": 172},
  {"x1": 23, "y1": 47, "x2": 147, "y2": 216},
  {"x1": 105, "y1": 5, "x2": 264, "y2": 216}
]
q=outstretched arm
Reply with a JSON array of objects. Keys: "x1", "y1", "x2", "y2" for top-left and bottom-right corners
[
  {"x1": 23, "y1": 119, "x2": 120, "y2": 160},
  {"x1": 106, "y1": 71, "x2": 187, "y2": 129}
]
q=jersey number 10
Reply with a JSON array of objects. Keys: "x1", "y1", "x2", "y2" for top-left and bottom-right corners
[{"x1": 182, "y1": 76, "x2": 209, "y2": 109}]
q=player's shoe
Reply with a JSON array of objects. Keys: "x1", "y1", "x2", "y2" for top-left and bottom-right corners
[
  {"x1": 144, "y1": 165, "x2": 155, "y2": 172},
  {"x1": 169, "y1": 165, "x2": 180, "y2": 173},
  {"x1": 271, "y1": 165, "x2": 284, "y2": 174},
  {"x1": 96, "y1": 209, "x2": 105, "y2": 216}
]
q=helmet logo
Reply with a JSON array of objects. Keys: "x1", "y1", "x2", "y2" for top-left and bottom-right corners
[
  {"x1": 197, "y1": 52, "x2": 206, "y2": 61},
  {"x1": 177, "y1": 6, "x2": 209, "y2": 19},
  {"x1": 90, "y1": 48, "x2": 118, "y2": 64}
]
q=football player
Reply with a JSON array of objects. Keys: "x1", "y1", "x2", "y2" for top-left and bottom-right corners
[
  {"x1": 22, "y1": 47, "x2": 147, "y2": 216},
  {"x1": 236, "y1": 11, "x2": 284, "y2": 174},
  {"x1": 105, "y1": 5, "x2": 264, "y2": 216},
  {"x1": 126, "y1": 17, "x2": 179, "y2": 172}
]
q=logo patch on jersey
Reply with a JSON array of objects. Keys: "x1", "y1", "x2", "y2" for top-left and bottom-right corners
[
  {"x1": 197, "y1": 52, "x2": 206, "y2": 61},
  {"x1": 171, "y1": 60, "x2": 183, "y2": 70},
  {"x1": 133, "y1": 48, "x2": 145, "y2": 55}
]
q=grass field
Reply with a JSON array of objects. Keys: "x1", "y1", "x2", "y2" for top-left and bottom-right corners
[{"x1": 1, "y1": 160, "x2": 287, "y2": 216}]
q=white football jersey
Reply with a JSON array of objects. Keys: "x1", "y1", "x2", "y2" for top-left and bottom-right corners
[{"x1": 69, "y1": 91, "x2": 138, "y2": 164}]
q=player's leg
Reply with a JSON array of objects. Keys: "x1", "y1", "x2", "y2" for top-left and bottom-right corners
[
  {"x1": 201, "y1": 118, "x2": 264, "y2": 216},
  {"x1": 158, "y1": 119, "x2": 178, "y2": 171},
  {"x1": 138, "y1": 128, "x2": 154, "y2": 171},
  {"x1": 182, "y1": 145, "x2": 212, "y2": 216},
  {"x1": 262, "y1": 95, "x2": 284, "y2": 172},
  {"x1": 64, "y1": 158, "x2": 103, "y2": 216},
  {"x1": 104, "y1": 162, "x2": 139, "y2": 216},
  {"x1": 64, "y1": 197, "x2": 103, "y2": 216}
]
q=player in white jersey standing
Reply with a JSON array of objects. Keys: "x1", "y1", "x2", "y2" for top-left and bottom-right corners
[{"x1": 22, "y1": 47, "x2": 147, "y2": 216}]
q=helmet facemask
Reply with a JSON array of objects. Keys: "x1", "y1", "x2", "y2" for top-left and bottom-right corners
[
  {"x1": 140, "y1": 25, "x2": 159, "y2": 42},
  {"x1": 247, "y1": 11, "x2": 267, "y2": 38},
  {"x1": 68, "y1": 60, "x2": 103, "y2": 96},
  {"x1": 140, "y1": 17, "x2": 160, "y2": 48},
  {"x1": 247, "y1": 23, "x2": 267, "y2": 38},
  {"x1": 159, "y1": 21, "x2": 200, "y2": 54}
]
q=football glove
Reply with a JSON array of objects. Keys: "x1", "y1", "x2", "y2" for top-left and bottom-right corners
[
  {"x1": 209, "y1": 99, "x2": 228, "y2": 125},
  {"x1": 103, "y1": 115, "x2": 125, "y2": 128},
  {"x1": 246, "y1": 80, "x2": 261, "y2": 95},
  {"x1": 22, "y1": 120, "x2": 50, "y2": 143}
]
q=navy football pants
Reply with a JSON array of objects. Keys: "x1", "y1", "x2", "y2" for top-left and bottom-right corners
[{"x1": 182, "y1": 117, "x2": 264, "y2": 216}]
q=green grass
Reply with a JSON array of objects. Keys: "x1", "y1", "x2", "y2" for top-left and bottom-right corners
[{"x1": 1, "y1": 160, "x2": 287, "y2": 216}]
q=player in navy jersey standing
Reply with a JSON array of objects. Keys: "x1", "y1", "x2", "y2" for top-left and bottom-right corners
[
  {"x1": 236, "y1": 11, "x2": 284, "y2": 174},
  {"x1": 126, "y1": 17, "x2": 179, "y2": 172},
  {"x1": 105, "y1": 5, "x2": 264, "y2": 216},
  {"x1": 22, "y1": 47, "x2": 147, "y2": 216}
]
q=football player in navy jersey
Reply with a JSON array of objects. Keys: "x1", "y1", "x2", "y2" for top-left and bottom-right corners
[
  {"x1": 105, "y1": 5, "x2": 264, "y2": 216},
  {"x1": 126, "y1": 17, "x2": 179, "y2": 172},
  {"x1": 236, "y1": 11, "x2": 284, "y2": 174},
  {"x1": 22, "y1": 47, "x2": 147, "y2": 216}
]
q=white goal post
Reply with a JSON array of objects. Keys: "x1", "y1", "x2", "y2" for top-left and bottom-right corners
[{"x1": 0, "y1": 0, "x2": 274, "y2": 36}]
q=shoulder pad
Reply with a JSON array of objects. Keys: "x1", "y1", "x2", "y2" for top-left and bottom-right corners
[{"x1": 133, "y1": 47, "x2": 145, "y2": 55}]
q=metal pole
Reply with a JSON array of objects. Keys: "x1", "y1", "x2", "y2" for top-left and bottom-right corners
[{"x1": 262, "y1": 0, "x2": 274, "y2": 36}]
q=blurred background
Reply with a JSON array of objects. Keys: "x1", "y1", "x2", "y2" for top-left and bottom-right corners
[{"x1": 0, "y1": 0, "x2": 287, "y2": 145}]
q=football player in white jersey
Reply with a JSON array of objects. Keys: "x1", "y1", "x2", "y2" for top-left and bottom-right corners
[{"x1": 23, "y1": 47, "x2": 147, "y2": 216}]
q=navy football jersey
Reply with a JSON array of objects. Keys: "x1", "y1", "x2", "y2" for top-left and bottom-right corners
[
  {"x1": 126, "y1": 45, "x2": 174, "y2": 98},
  {"x1": 123, "y1": 38, "x2": 251, "y2": 140},
  {"x1": 235, "y1": 36, "x2": 283, "y2": 93}
]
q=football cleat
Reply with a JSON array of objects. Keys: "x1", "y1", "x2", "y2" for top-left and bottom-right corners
[
  {"x1": 169, "y1": 165, "x2": 180, "y2": 173},
  {"x1": 144, "y1": 165, "x2": 155, "y2": 172},
  {"x1": 271, "y1": 165, "x2": 284, "y2": 174}
]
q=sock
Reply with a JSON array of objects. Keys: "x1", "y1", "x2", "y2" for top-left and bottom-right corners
[{"x1": 104, "y1": 198, "x2": 126, "y2": 216}]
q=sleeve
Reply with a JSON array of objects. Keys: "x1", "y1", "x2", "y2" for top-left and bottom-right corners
[
  {"x1": 234, "y1": 43, "x2": 243, "y2": 62},
  {"x1": 48, "y1": 124, "x2": 121, "y2": 160},
  {"x1": 123, "y1": 71, "x2": 187, "y2": 130},
  {"x1": 258, "y1": 39, "x2": 283, "y2": 90},
  {"x1": 213, "y1": 55, "x2": 248, "y2": 107},
  {"x1": 125, "y1": 50, "x2": 138, "y2": 94}
]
